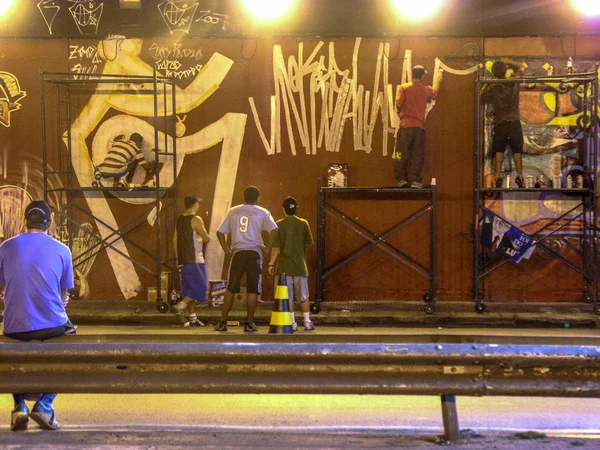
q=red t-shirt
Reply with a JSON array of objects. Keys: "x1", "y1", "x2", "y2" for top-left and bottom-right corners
[{"x1": 396, "y1": 82, "x2": 437, "y2": 129}]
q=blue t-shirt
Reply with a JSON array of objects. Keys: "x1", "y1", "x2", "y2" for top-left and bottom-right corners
[{"x1": 0, "y1": 232, "x2": 74, "y2": 334}]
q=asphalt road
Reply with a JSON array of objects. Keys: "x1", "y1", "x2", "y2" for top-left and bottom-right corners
[{"x1": 1, "y1": 325, "x2": 599, "y2": 449}]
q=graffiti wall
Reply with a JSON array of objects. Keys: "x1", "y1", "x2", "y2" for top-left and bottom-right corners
[{"x1": 0, "y1": 35, "x2": 599, "y2": 303}]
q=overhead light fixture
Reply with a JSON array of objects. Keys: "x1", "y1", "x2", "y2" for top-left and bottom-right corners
[
  {"x1": 0, "y1": 0, "x2": 14, "y2": 17},
  {"x1": 570, "y1": 0, "x2": 600, "y2": 17},
  {"x1": 391, "y1": 0, "x2": 444, "y2": 20},
  {"x1": 242, "y1": 0, "x2": 295, "y2": 21},
  {"x1": 119, "y1": 0, "x2": 141, "y2": 9}
]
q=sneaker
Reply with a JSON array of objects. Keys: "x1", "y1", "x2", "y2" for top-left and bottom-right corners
[
  {"x1": 397, "y1": 180, "x2": 409, "y2": 188},
  {"x1": 410, "y1": 181, "x2": 423, "y2": 189},
  {"x1": 495, "y1": 177, "x2": 503, "y2": 188},
  {"x1": 30, "y1": 406, "x2": 60, "y2": 431},
  {"x1": 11, "y1": 404, "x2": 29, "y2": 431},
  {"x1": 115, "y1": 178, "x2": 129, "y2": 188},
  {"x1": 214, "y1": 320, "x2": 228, "y2": 332},
  {"x1": 244, "y1": 321, "x2": 258, "y2": 333},
  {"x1": 515, "y1": 176, "x2": 525, "y2": 188},
  {"x1": 305, "y1": 321, "x2": 316, "y2": 331},
  {"x1": 184, "y1": 318, "x2": 205, "y2": 327},
  {"x1": 171, "y1": 301, "x2": 187, "y2": 313},
  {"x1": 292, "y1": 322, "x2": 298, "y2": 332}
]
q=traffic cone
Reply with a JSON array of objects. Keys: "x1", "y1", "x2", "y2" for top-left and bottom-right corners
[{"x1": 269, "y1": 274, "x2": 293, "y2": 334}]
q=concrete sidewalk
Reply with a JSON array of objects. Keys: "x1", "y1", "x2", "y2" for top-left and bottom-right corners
[{"x1": 2, "y1": 299, "x2": 597, "y2": 328}]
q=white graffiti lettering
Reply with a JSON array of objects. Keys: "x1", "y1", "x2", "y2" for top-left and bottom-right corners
[
  {"x1": 155, "y1": 59, "x2": 183, "y2": 71},
  {"x1": 149, "y1": 42, "x2": 202, "y2": 61},
  {"x1": 71, "y1": 63, "x2": 99, "y2": 80},
  {"x1": 165, "y1": 64, "x2": 204, "y2": 80},
  {"x1": 69, "y1": 44, "x2": 101, "y2": 64},
  {"x1": 196, "y1": 10, "x2": 228, "y2": 26}
]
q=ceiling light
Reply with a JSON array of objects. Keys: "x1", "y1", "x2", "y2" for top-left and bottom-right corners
[
  {"x1": 571, "y1": 0, "x2": 600, "y2": 17},
  {"x1": 391, "y1": 0, "x2": 444, "y2": 20},
  {"x1": 242, "y1": 0, "x2": 295, "y2": 21},
  {"x1": 0, "y1": 0, "x2": 14, "y2": 17}
]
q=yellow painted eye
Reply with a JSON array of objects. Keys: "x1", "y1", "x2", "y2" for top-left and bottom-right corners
[{"x1": 542, "y1": 92, "x2": 557, "y2": 112}]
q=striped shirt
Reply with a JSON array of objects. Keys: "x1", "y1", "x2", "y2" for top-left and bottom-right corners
[{"x1": 97, "y1": 139, "x2": 145, "y2": 176}]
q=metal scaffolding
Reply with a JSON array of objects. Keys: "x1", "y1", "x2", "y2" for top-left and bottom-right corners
[
  {"x1": 473, "y1": 68, "x2": 599, "y2": 314},
  {"x1": 314, "y1": 180, "x2": 437, "y2": 314},
  {"x1": 40, "y1": 69, "x2": 178, "y2": 312}
]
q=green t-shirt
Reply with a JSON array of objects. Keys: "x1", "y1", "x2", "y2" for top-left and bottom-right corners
[{"x1": 273, "y1": 215, "x2": 314, "y2": 277}]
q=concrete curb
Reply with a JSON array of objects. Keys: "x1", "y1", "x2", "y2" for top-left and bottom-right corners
[{"x1": 3, "y1": 301, "x2": 596, "y2": 328}]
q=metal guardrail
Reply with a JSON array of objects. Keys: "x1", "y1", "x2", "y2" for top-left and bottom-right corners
[
  {"x1": 1, "y1": 334, "x2": 599, "y2": 395},
  {"x1": 1, "y1": 334, "x2": 599, "y2": 441}
]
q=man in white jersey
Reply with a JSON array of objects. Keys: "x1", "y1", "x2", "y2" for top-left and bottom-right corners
[{"x1": 215, "y1": 185, "x2": 278, "y2": 332}]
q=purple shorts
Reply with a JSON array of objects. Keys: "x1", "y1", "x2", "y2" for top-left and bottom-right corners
[{"x1": 181, "y1": 263, "x2": 207, "y2": 302}]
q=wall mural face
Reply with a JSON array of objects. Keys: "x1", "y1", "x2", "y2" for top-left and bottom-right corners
[
  {"x1": 38, "y1": 0, "x2": 61, "y2": 35},
  {"x1": 158, "y1": 0, "x2": 198, "y2": 35},
  {"x1": 69, "y1": 0, "x2": 105, "y2": 35},
  {"x1": 0, "y1": 72, "x2": 27, "y2": 128},
  {"x1": 157, "y1": 1, "x2": 229, "y2": 35},
  {"x1": 66, "y1": 37, "x2": 246, "y2": 299}
]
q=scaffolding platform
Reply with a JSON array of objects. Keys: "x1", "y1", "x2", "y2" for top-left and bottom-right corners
[{"x1": 314, "y1": 181, "x2": 437, "y2": 314}]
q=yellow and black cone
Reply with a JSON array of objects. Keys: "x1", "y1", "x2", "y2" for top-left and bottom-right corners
[{"x1": 269, "y1": 274, "x2": 293, "y2": 334}]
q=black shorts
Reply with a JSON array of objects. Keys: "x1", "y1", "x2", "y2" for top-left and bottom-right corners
[
  {"x1": 227, "y1": 250, "x2": 261, "y2": 294},
  {"x1": 492, "y1": 120, "x2": 523, "y2": 155}
]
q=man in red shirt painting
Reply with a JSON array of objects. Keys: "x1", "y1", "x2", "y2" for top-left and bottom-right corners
[{"x1": 394, "y1": 65, "x2": 440, "y2": 189}]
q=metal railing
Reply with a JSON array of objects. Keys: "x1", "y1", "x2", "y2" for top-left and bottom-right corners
[{"x1": 1, "y1": 334, "x2": 599, "y2": 442}]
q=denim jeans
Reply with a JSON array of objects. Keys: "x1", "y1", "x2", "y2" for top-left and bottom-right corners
[
  {"x1": 5, "y1": 321, "x2": 75, "y2": 411},
  {"x1": 13, "y1": 393, "x2": 57, "y2": 411}
]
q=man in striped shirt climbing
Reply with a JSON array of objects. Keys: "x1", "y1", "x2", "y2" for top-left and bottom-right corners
[{"x1": 94, "y1": 133, "x2": 153, "y2": 187}]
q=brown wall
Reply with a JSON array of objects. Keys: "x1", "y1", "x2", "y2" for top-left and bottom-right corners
[{"x1": 0, "y1": 36, "x2": 598, "y2": 303}]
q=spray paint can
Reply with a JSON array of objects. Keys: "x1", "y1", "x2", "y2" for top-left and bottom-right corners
[
  {"x1": 170, "y1": 289, "x2": 179, "y2": 305},
  {"x1": 504, "y1": 175, "x2": 511, "y2": 189},
  {"x1": 552, "y1": 176, "x2": 561, "y2": 189},
  {"x1": 525, "y1": 175, "x2": 534, "y2": 188},
  {"x1": 576, "y1": 175, "x2": 583, "y2": 188},
  {"x1": 535, "y1": 174, "x2": 546, "y2": 188},
  {"x1": 566, "y1": 174, "x2": 573, "y2": 189}
]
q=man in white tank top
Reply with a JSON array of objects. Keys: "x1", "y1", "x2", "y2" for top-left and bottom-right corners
[{"x1": 172, "y1": 195, "x2": 211, "y2": 327}]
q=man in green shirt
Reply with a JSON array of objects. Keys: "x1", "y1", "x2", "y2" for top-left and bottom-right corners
[{"x1": 268, "y1": 197, "x2": 315, "y2": 331}]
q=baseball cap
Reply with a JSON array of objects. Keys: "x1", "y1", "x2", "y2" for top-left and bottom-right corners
[
  {"x1": 25, "y1": 200, "x2": 52, "y2": 224},
  {"x1": 412, "y1": 65, "x2": 428, "y2": 77},
  {"x1": 282, "y1": 196, "x2": 297, "y2": 215}
]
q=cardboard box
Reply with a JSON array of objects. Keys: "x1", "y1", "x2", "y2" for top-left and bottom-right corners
[
  {"x1": 209, "y1": 280, "x2": 227, "y2": 307},
  {"x1": 327, "y1": 163, "x2": 348, "y2": 187}
]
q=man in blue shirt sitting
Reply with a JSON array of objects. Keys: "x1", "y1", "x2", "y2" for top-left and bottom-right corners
[{"x1": 0, "y1": 200, "x2": 75, "y2": 431}]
